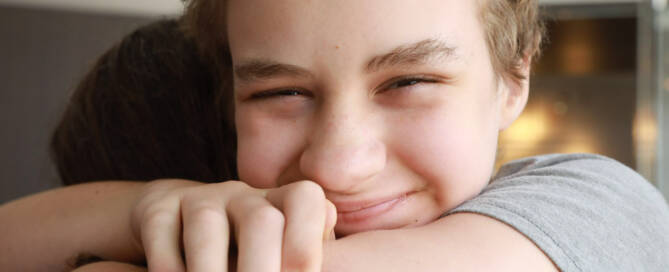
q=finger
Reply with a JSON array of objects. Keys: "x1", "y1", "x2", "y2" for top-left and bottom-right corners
[
  {"x1": 227, "y1": 195, "x2": 284, "y2": 272},
  {"x1": 141, "y1": 201, "x2": 185, "y2": 272},
  {"x1": 266, "y1": 181, "x2": 327, "y2": 272},
  {"x1": 181, "y1": 196, "x2": 229, "y2": 272},
  {"x1": 325, "y1": 200, "x2": 338, "y2": 241}
]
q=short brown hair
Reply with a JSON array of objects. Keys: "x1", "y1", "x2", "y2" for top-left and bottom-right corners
[
  {"x1": 180, "y1": 0, "x2": 545, "y2": 84},
  {"x1": 479, "y1": 0, "x2": 545, "y2": 83}
]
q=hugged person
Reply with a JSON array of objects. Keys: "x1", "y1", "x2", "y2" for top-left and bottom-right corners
[
  {"x1": 2, "y1": 1, "x2": 669, "y2": 271},
  {"x1": 51, "y1": 19, "x2": 237, "y2": 186}
]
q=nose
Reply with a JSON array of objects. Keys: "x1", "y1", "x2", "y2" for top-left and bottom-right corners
[{"x1": 299, "y1": 101, "x2": 386, "y2": 193}]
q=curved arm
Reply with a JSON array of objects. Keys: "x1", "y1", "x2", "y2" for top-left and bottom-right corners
[
  {"x1": 0, "y1": 182, "x2": 146, "y2": 271},
  {"x1": 4, "y1": 155, "x2": 667, "y2": 271},
  {"x1": 69, "y1": 213, "x2": 559, "y2": 272},
  {"x1": 323, "y1": 213, "x2": 557, "y2": 272},
  {"x1": 0, "y1": 181, "x2": 558, "y2": 271}
]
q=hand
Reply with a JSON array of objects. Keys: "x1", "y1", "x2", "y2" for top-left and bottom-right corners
[{"x1": 131, "y1": 179, "x2": 336, "y2": 272}]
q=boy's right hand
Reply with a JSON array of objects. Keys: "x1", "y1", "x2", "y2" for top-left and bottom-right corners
[{"x1": 131, "y1": 179, "x2": 337, "y2": 272}]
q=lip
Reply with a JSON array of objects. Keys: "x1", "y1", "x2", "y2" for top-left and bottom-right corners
[{"x1": 333, "y1": 192, "x2": 411, "y2": 223}]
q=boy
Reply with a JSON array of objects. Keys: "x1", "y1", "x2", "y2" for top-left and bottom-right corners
[{"x1": 2, "y1": 0, "x2": 669, "y2": 271}]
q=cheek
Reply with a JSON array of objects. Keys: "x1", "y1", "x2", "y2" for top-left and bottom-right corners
[
  {"x1": 235, "y1": 110, "x2": 304, "y2": 188},
  {"x1": 389, "y1": 98, "x2": 499, "y2": 208}
]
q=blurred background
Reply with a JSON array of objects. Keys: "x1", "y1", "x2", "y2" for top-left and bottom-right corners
[
  {"x1": 0, "y1": 0, "x2": 668, "y2": 203},
  {"x1": 498, "y1": 0, "x2": 669, "y2": 199}
]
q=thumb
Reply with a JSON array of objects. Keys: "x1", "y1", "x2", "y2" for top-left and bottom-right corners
[{"x1": 323, "y1": 200, "x2": 337, "y2": 241}]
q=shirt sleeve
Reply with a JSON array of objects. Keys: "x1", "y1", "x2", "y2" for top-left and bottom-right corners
[{"x1": 446, "y1": 153, "x2": 669, "y2": 272}]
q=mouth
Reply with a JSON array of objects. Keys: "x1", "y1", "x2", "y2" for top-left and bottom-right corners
[{"x1": 334, "y1": 192, "x2": 411, "y2": 224}]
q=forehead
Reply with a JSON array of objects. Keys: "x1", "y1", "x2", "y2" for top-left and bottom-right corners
[{"x1": 226, "y1": 0, "x2": 485, "y2": 68}]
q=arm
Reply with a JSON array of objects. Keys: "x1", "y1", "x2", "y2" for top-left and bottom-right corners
[
  {"x1": 1, "y1": 181, "x2": 555, "y2": 272},
  {"x1": 322, "y1": 154, "x2": 669, "y2": 271},
  {"x1": 323, "y1": 213, "x2": 557, "y2": 272},
  {"x1": 0, "y1": 179, "x2": 335, "y2": 272},
  {"x1": 6, "y1": 155, "x2": 665, "y2": 271},
  {"x1": 72, "y1": 213, "x2": 558, "y2": 272},
  {"x1": 0, "y1": 182, "x2": 146, "y2": 271},
  {"x1": 1, "y1": 182, "x2": 557, "y2": 272}
]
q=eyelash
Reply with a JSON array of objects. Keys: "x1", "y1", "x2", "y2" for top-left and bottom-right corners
[
  {"x1": 249, "y1": 76, "x2": 439, "y2": 100},
  {"x1": 381, "y1": 76, "x2": 439, "y2": 91},
  {"x1": 250, "y1": 88, "x2": 309, "y2": 100}
]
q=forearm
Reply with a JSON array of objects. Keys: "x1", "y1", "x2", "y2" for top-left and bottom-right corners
[
  {"x1": 323, "y1": 213, "x2": 557, "y2": 272},
  {"x1": 0, "y1": 182, "x2": 146, "y2": 271}
]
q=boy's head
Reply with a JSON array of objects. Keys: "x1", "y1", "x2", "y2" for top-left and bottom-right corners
[{"x1": 183, "y1": 0, "x2": 544, "y2": 236}]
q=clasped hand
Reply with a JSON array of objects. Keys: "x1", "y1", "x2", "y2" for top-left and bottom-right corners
[{"x1": 131, "y1": 179, "x2": 337, "y2": 272}]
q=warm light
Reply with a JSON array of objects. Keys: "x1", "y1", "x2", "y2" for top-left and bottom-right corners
[
  {"x1": 561, "y1": 42, "x2": 595, "y2": 75},
  {"x1": 552, "y1": 101, "x2": 569, "y2": 115},
  {"x1": 559, "y1": 140, "x2": 596, "y2": 154},
  {"x1": 633, "y1": 111, "x2": 658, "y2": 144},
  {"x1": 501, "y1": 108, "x2": 550, "y2": 146}
]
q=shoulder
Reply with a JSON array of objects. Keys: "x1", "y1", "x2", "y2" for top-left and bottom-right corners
[
  {"x1": 488, "y1": 153, "x2": 665, "y2": 210},
  {"x1": 450, "y1": 153, "x2": 669, "y2": 271},
  {"x1": 493, "y1": 153, "x2": 645, "y2": 185}
]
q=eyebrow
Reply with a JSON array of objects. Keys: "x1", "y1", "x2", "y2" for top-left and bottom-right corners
[
  {"x1": 365, "y1": 38, "x2": 458, "y2": 73},
  {"x1": 234, "y1": 60, "x2": 313, "y2": 83},
  {"x1": 234, "y1": 38, "x2": 457, "y2": 82}
]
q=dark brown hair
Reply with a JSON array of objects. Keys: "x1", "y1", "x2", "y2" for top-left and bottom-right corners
[{"x1": 51, "y1": 19, "x2": 236, "y2": 185}]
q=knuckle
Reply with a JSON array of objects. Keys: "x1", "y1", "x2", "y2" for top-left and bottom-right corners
[
  {"x1": 141, "y1": 208, "x2": 175, "y2": 230},
  {"x1": 135, "y1": 180, "x2": 196, "y2": 216},
  {"x1": 180, "y1": 195, "x2": 224, "y2": 221},
  {"x1": 284, "y1": 181, "x2": 326, "y2": 212},
  {"x1": 245, "y1": 205, "x2": 285, "y2": 227},
  {"x1": 221, "y1": 180, "x2": 252, "y2": 191},
  {"x1": 145, "y1": 179, "x2": 197, "y2": 195},
  {"x1": 153, "y1": 178, "x2": 193, "y2": 186},
  {"x1": 180, "y1": 191, "x2": 207, "y2": 207},
  {"x1": 187, "y1": 206, "x2": 224, "y2": 225},
  {"x1": 287, "y1": 181, "x2": 325, "y2": 201},
  {"x1": 179, "y1": 181, "x2": 254, "y2": 208}
]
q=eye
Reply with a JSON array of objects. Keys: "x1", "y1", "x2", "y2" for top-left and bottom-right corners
[
  {"x1": 383, "y1": 76, "x2": 439, "y2": 91},
  {"x1": 250, "y1": 88, "x2": 310, "y2": 100}
]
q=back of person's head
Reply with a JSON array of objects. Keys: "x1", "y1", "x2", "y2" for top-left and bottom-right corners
[{"x1": 51, "y1": 19, "x2": 237, "y2": 185}]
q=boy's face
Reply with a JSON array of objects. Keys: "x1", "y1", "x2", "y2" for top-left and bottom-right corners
[{"x1": 228, "y1": 0, "x2": 526, "y2": 236}]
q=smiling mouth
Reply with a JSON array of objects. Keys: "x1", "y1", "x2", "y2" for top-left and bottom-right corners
[{"x1": 335, "y1": 193, "x2": 409, "y2": 223}]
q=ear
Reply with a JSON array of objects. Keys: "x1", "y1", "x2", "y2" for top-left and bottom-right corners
[{"x1": 498, "y1": 56, "x2": 531, "y2": 130}]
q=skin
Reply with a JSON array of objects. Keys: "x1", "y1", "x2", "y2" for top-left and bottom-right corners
[
  {"x1": 0, "y1": 0, "x2": 559, "y2": 271},
  {"x1": 230, "y1": 0, "x2": 520, "y2": 236}
]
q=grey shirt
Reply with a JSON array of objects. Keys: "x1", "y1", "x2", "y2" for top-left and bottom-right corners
[{"x1": 447, "y1": 153, "x2": 669, "y2": 272}]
